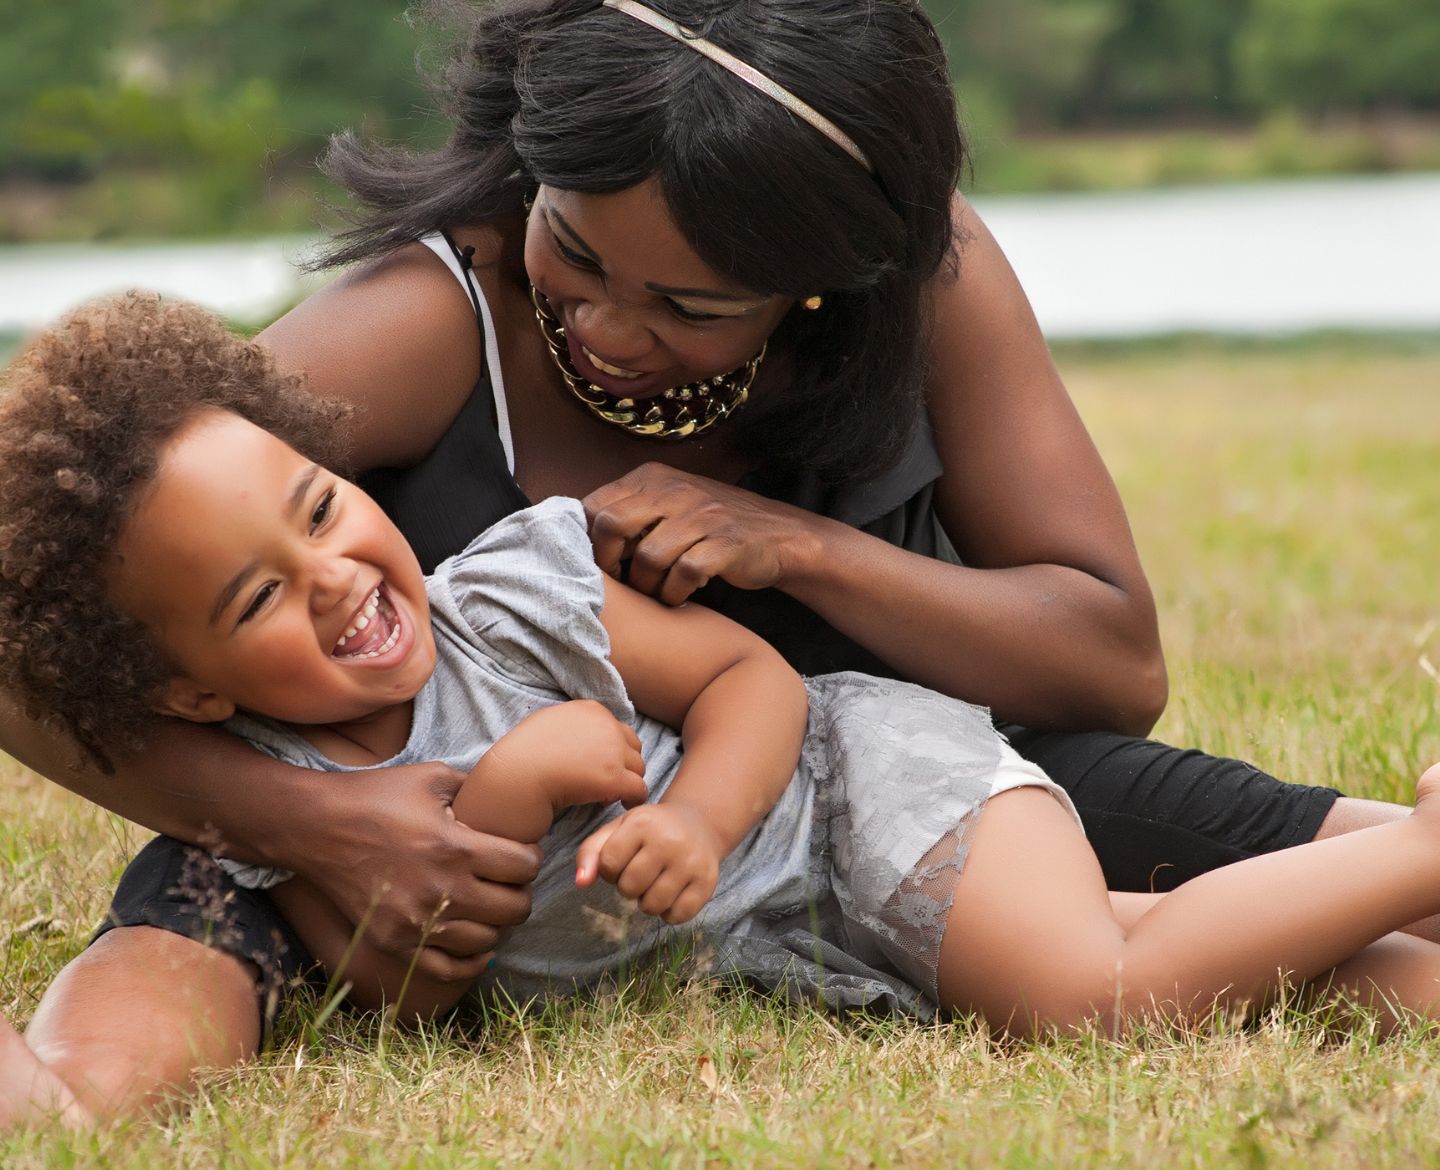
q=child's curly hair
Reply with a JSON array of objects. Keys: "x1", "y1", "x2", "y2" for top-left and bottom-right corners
[{"x1": 0, "y1": 291, "x2": 353, "y2": 772}]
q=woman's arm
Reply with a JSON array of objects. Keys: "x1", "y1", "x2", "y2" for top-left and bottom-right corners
[
  {"x1": 0, "y1": 696, "x2": 538, "y2": 980},
  {"x1": 574, "y1": 577, "x2": 809, "y2": 923},
  {"x1": 2, "y1": 242, "x2": 538, "y2": 976},
  {"x1": 272, "y1": 700, "x2": 649, "y2": 1018},
  {"x1": 583, "y1": 197, "x2": 1165, "y2": 735}
]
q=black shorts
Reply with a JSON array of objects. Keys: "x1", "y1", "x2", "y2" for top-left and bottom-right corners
[
  {"x1": 92, "y1": 835, "x2": 320, "y2": 1029},
  {"x1": 1000, "y1": 724, "x2": 1341, "y2": 892},
  {"x1": 91, "y1": 729, "x2": 1341, "y2": 1023}
]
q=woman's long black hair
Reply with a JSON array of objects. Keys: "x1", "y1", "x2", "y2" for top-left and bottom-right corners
[{"x1": 321, "y1": 0, "x2": 966, "y2": 483}]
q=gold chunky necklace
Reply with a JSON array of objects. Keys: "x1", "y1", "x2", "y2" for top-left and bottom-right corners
[{"x1": 530, "y1": 287, "x2": 764, "y2": 441}]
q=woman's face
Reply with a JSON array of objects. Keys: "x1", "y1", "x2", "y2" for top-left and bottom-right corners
[{"x1": 524, "y1": 179, "x2": 794, "y2": 399}]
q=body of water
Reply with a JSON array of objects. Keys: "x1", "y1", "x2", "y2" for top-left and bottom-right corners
[{"x1": 0, "y1": 173, "x2": 1436, "y2": 340}]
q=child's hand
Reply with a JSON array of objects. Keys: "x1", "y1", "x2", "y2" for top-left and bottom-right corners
[
  {"x1": 478, "y1": 700, "x2": 647, "y2": 812},
  {"x1": 573, "y1": 803, "x2": 723, "y2": 924}
]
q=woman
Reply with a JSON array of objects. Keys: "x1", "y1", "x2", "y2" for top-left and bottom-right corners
[{"x1": 0, "y1": 0, "x2": 1413, "y2": 1120}]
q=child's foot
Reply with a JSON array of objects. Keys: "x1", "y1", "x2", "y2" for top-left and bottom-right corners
[{"x1": 0, "y1": 1013, "x2": 88, "y2": 1130}]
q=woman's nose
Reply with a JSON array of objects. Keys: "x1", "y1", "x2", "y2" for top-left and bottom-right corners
[{"x1": 572, "y1": 298, "x2": 652, "y2": 366}]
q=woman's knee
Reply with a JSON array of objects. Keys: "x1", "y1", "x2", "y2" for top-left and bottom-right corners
[{"x1": 25, "y1": 925, "x2": 262, "y2": 1120}]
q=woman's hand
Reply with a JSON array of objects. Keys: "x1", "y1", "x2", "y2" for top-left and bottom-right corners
[
  {"x1": 583, "y1": 464, "x2": 823, "y2": 605},
  {"x1": 287, "y1": 760, "x2": 542, "y2": 982},
  {"x1": 573, "y1": 803, "x2": 723, "y2": 925}
]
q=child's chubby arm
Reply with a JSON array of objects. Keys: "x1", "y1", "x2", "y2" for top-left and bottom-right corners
[
  {"x1": 453, "y1": 700, "x2": 648, "y2": 842},
  {"x1": 574, "y1": 576, "x2": 810, "y2": 925},
  {"x1": 272, "y1": 701, "x2": 649, "y2": 1019}
]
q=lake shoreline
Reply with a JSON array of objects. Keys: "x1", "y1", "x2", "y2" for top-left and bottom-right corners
[{"x1": 2, "y1": 173, "x2": 1436, "y2": 341}]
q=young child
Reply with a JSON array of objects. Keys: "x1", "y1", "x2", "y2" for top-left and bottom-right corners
[{"x1": 7, "y1": 293, "x2": 1440, "y2": 1125}]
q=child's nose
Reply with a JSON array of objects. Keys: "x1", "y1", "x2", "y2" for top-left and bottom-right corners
[{"x1": 310, "y1": 557, "x2": 359, "y2": 615}]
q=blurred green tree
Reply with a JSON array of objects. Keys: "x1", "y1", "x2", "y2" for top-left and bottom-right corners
[
  {"x1": 1076, "y1": 0, "x2": 1251, "y2": 121},
  {"x1": 1238, "y1": 0, "x2": 1440, "y2": 110},
  {"x1": 926, "y1": 0, "x2": 1123, "y2": 127},
  {"x1": 0, "y1": 0, "x2": 126, "y2": 175}
]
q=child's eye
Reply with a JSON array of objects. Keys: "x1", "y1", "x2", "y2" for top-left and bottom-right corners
[
  {"x1": 238, "y1": 582, "x2": 277, "y2": 625},
  {"x1": 309, "y1": 488, "x2": 336, "y2": 532}
]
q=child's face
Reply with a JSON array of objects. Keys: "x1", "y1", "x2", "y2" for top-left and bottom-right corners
[{"x1": 108, "y1": 409, "x2": 437, "y2": 726}]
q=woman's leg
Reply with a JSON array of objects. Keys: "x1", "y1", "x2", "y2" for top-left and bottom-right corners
[
  {"x1": 937, "y1": 767, "x2": 1440, "y2": 1036},
  {"x1": 0, "y1": 926, "x2": 260, "y2": 1127}
]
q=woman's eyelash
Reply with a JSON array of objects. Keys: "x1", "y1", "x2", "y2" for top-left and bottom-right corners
[
  {"x1": 553, "y1": 234, "x2": 598, "y2": 269},
  {"x1": 667, "y1": 301, "x2": 723, "y2": 323},
  {"x1": 550, "y1": 226, "x2": 726, "y2": 322}
]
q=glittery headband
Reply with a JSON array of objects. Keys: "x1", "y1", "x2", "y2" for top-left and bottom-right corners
[{"x1": 601, "y1": 0, "x2": 874, "y2": 173}]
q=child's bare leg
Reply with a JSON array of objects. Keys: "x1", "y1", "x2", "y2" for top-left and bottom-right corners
[
  {"x1": 1305, "y1": 932, "x2": 1440, "y2": 1033},
  {"x1": 938, "y1": 766, "x2": 1440, "y2": 1036},
  {"x1": 1, "y1": 926, "x2": 259, "y2": 1128}
]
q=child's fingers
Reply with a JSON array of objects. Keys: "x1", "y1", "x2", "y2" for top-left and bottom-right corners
[
  {"x1": 613, "y1": 844, "x2": 667, "y2": 902},
  {"x1": 637, "y1": 867, "x2": 689, "y2": 918},
  {"x1": 662, "y1": 881, "x2": 710, "y2": 926},
  {"x1": 575, "y1": 821, "x2": 619, "y2": 886},
  {"x1": 614, "y1": 764, "x2": 648, "y2": 809},
  {"x1": 623, "y1": 724, "x2": 643, "y2": 754}
]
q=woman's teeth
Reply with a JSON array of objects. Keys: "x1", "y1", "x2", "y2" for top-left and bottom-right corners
[{"x1": 582, "y1": 346, "x2": 643, "y2": 379}]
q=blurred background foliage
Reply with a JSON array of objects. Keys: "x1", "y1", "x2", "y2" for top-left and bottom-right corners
[{"x1": 1, "y1": 0, "x2": 1438, "y2": 241}]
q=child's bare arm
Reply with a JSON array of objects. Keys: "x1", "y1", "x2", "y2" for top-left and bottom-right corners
[
  {"x1": 575, "y1": 577, "x2": 809, "y2": 923},
  {"x1": 274, "y1": 701, "x2": 648, "y2": 1018}
]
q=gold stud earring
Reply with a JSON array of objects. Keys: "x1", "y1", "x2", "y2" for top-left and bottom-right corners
[{"x1": 802, "y1": 295, "x2": 823, "y2": 311}]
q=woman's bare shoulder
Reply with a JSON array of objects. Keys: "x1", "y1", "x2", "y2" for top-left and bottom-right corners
[{"x1": 256, "y1": 241, "x2": 487, "y2": 471}]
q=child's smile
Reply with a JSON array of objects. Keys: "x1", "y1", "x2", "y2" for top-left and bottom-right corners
[{"x1": 106, "y1": 409, "x2": 437, "y2": 731}]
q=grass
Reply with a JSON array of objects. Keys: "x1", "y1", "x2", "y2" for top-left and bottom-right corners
[{"x1": 4, "y1": 341, "x2": 1440, "y2": 1165}]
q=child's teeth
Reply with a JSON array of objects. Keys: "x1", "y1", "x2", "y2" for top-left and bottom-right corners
[{"x1": 359, "y1": 619, "x2": 402, "y2": 658}]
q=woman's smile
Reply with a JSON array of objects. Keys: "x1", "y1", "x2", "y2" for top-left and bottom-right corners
[
  {"x1": 524, "y1": 181, "x2": 791, "y2": 399},
  {"x1": 580, "y1": 345, "x2": 644, "y2": 381}
]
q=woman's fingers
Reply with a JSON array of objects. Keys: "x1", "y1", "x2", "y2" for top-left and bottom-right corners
[
  {"x1": 411, "y1": 946, "x2": 494, "y2": 984},
  {"x1": 584, "y1": 489, "x2": 659, "y2": 576},
  {"x1": 418, "y1": 919, "x2": 502, "y2": 958},
  {"x1": 626, "y1": 519, "x2": 711, "y2": 599}
]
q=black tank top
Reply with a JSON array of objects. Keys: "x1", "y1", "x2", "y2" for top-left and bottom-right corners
[{"x1": 359, "y1": 237, "x2": 945, "y2": 679}]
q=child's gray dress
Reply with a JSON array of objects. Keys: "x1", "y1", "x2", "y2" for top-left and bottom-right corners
[{"x1": 227, "y1": 498, "x2": 1077, "y2": 1018}]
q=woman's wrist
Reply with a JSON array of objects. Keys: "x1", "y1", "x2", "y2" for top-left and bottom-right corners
[
  {"x1": 772, "y1": 508, "x2": 858, "y2": 601},
  {"x1": 770, "y1": 504, "x2": 840, "y2": 594}
]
